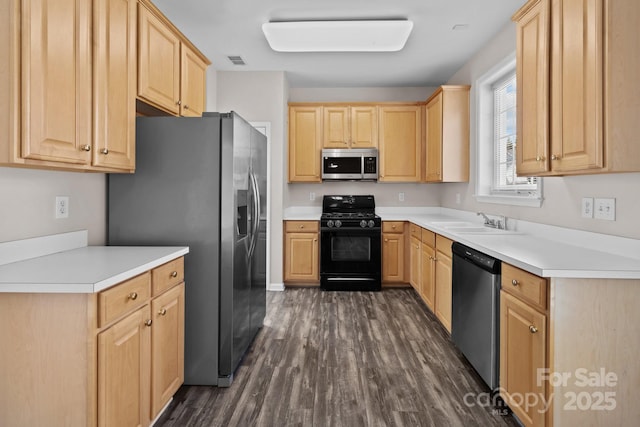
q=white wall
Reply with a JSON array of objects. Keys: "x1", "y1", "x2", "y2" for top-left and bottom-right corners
[
  {"x1": 443, "y1": 23, "x2": 640, "y2": 239},
  {"x1": 216, "y1": 71, "x2": 289, "y2": 286},
  {"x1": 0, "y1": 167, "x2": 106, "y2": 244},
  {"x1": 286, "y1": 86, "x2": 442, "y2": 209}
]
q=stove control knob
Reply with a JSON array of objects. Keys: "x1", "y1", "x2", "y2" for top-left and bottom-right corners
[
  {"x1": 368, "y1": 220, "x2": 375, "y2": 228},
  {"x1": 360, "y1": 220, "x2": 367, "y2": 228},
  {"x1": 327, "y1": 220, "x2": 334, "y2": 228},
  {"x1": 335, "y1": 220, "x2": 342, "y2": 228}
]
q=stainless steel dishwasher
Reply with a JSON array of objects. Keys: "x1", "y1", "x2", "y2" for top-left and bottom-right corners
[{"x1": 451, "y1": 242, "x2": 501, "y2": 390}]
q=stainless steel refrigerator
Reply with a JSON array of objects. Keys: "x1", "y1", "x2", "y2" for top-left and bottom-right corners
[{"x1": 108, "y1": 112, "x2": 267, "y2": 386}]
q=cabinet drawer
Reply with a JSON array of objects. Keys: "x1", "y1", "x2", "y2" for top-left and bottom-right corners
[
  {"x1": 382, "y1": 221, "x2": 404, "y2": 233},
  {"x1": 435, "y1": 234, "x2": 453, "y2": 257},
  {"x1": 152, "y1": 257, "x2": 184, "y2": 296},
  {"x1": 421, "y1": 228, "x2": 435, "y2": 247},
  {"x1": 98, "y1": 272, "x2": 151, "y2": 327},
  {"x1": 409, "y1": 223, "x2": 422, "y2": 239},
  {"x1": 501, "y1": 263, "x2": 548, "y2": 311},
  {"x1": 285, "y1": 221, "x2": 319, "y2": 232}
]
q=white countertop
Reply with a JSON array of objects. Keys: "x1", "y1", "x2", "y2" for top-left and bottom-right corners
[
  {"x1": 284, "y1": 206, "x2": 640, "y2": 279},
  {"x1": 0, "y1": 231, "x2": 189, "y2": 293}
]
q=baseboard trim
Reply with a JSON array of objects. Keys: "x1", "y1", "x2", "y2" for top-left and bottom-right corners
[{"x1": 267, "y1": 282, "x2": 285, "y2": 292}]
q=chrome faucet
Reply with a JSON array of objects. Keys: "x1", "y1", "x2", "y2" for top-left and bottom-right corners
[{"x1": 477, "y1": 212, "x2": 507, "y2": 230}]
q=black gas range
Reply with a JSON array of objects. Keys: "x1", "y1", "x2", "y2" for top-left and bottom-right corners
[{"x1": 320, "y1": 195, "x2": 382, "y2": 291}]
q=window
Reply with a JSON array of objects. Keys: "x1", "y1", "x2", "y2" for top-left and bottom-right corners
[
  {"x1": 493, "y1": 74, "x2": 538, "y2": 194},
  {"x1": 475, "y1": 54, "x2": 542, "y2": 207}
]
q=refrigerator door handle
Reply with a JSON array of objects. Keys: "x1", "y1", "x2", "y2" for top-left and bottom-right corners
[{"x1": 248, "y1": 171, "x2": 260, "y2": 259}]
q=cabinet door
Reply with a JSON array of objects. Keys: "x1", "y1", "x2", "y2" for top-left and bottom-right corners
[
  {"x1": 500, "y1": 291, "x2": 547, "y2": 427},
  {"x1": 180, "y1": 44, "x2": 207, "y2": 117},
  {"x1": 323, "y1": 106, "x2": 349, "y2": 148},
  {"x1": 515, "y1": 0, "x2": 551, "y2": 175},
  {"x1": 98, "y1": 305, "x2": 151, "y2": 427},
  {"x1": 425, "y1": 93, "x2": 443, "y2": 182},
  {"x1": 378, "y1": 105, "x2": 421, "y2": 182},
  {"x1": 420, "y1": 244, "x2": 435, "y2": 311},
  {"x1": 409, "y1": 236, "x2": 421, "y2": 290},
  {"x1": 288, "y1": 106, "x2": 322, "y2": 182},
  {"x1": 151, "y1": 283, "x2": 185, "y2": 418},
  {"x1": 137, "y1": 4, "x2": 180, "y2": 115},
  {"x1": 382, "y1": 232, "x2": 405, "y2": 283},
  {"x1": 549, "y1": 0, "x2": 604, "y2": 172},
  {"x1": 434, "y1": 251, "x2": 452, "y2": 332},
  {"x1": 93, "y1": 0, "x2": 136, "y2": 170},
  {"x1": 21, "y1": 0, "x2": 91, "y2": 165},
  {"x1": 284, "y1": 232, "x2": 319, "y2": 281},
  {"x1": 350, "y1": 106, "x2": 378, "y2": 148}
]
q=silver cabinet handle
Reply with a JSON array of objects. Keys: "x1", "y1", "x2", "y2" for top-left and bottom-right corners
[
  {"x1": 101, "y1": 148, "x2": 109, "y2": 155},
  {"x1": 81, "y1": 145, "x2": 91, "y2": 151}
]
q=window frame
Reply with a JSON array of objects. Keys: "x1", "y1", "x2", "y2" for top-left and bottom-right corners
[{"x1": 474, "y1": 53, "x2": 543, "y2": 208}]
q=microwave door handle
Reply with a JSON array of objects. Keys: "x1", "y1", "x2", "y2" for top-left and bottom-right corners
[{"x1": 361, "y1": 155, "x2": 365, "y2": 179}]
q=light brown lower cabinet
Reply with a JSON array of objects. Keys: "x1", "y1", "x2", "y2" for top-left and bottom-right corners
[
  {"x1": 0, "y1": 257, "x2": 185, "y2": 427},
  {"x1": 500, "y1": 263, "x2": 548, "y2": 427},
  {"x1": 409, "y1": 234, "x2": 421, "y2": 290},
  {"x1": 500, "y1": 290, "x2": 547, "y2": 427},
  {"x1": 99, "y1": 274, "x2": 185, "y2": 426},
  {"x1": 382, "y1": 221, "x2": 406, "y2": 284},
  {"x1": 434, "y1": 235, "x2": 453, "y2": 332},
  {"x1": 419, "y1": 229, "x2": 436, "y2": 311},
  {"x1": 284, "y1": 221, "x2": 319, "y2": 283},
  {"x1": 151, "y1": 283, "x2": 185, "y2": 416},
  {"x1": 98, "y1": 304, "x2": 151, "y2": 427}
]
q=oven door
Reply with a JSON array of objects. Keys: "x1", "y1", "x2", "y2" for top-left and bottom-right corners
[{"x1": 320, "y1": 228, "x2": 381, "y2": 290}]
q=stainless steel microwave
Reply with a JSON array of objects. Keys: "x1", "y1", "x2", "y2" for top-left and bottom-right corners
[{"x1": 322, "y1": 148, "x2": 378, "y2": 181}]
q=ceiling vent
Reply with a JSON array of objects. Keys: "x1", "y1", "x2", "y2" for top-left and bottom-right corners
[{"x1": 227, "y1": 55, "x2": 246, "y2": 65}]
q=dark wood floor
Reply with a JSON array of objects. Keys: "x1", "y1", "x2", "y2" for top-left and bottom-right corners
[{"x1": 156, "y1": 288, "x2": 518, "y2": 427}]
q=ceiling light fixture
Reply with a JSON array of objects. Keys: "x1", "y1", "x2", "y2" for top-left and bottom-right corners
[{"x1": 262, "y1": 20, "x2": 414, "y2": 52}]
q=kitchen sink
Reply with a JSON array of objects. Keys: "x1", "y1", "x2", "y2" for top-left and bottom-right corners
[
  {"x1": 445, "y1": 226, "x2": 517, "y2": 235},
  {"x1": 431, "y1": 221, "x2": 476, "y2": 228}
]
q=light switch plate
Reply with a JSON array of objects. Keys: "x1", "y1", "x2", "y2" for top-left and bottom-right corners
[
  {"x1": 594, "y1": 198, "x2": 615, "y2": 221},
  {"x1": 581, "y1": 197, "x2": 594, "y2": 218}
]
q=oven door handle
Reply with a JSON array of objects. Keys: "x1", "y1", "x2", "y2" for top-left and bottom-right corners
[{"x1": 321, "y1": 227, "x2": 381, "y2": 233}]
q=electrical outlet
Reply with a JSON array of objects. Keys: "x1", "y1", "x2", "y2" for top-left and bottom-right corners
[
  {"x1": 581, "y1": 197, "x2": 594, "y2": 218},
  {"x1": 309, "y1": 192, "x2": 315, "y2": 201},
  {"x1": 594, "y1": 198, "x2": 615, "y2": 221},
  {"x1": 455, "y1": 193, "x2": 461, "y2": 204},
  {"x1": 55, "y1": 196, "x2": 69, "y2": 219},
  {"x1": 398, "y1": 192, "x2": 405, "y2": 202}
]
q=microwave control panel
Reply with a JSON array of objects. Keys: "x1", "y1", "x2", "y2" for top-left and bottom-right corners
[{"x1": 364, "y1": 157, "x2": 377, "y2": 174}]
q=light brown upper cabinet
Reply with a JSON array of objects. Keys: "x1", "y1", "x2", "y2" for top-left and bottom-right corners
[
  {"x1": 93, "y1": 0, "x2": 137, "y2": 171},
  {"x1": 137, "y1": 1, "x2": 209, "y2": 117},
  {"x1": 288, "y1": 105, "x2": 322, "y2": 182},
  {"x1": 424, "y1": 86, "x2": 470, "y2": 182},
  {"x1": 378, "y1": 105, "x2": 422, "y2": 182},
  {"x1": 323, "y1": 105, "x2": 378, "y2": 148},
  {"x1": 0, "y1": 0, "x2": 136, "y2": 172},
  {"x1": 513, "y1": 0, "x2": 640, "y2": 176}
]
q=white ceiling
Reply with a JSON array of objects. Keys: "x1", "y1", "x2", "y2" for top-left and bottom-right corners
[{"x1": 152, "y1": 0, "x2": 527, "y2": 88}]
